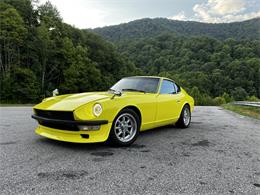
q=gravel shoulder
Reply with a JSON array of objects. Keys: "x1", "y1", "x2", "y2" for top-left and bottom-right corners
[{"x1": 0, "y1": 106, "x2": 260, "y2": 194}]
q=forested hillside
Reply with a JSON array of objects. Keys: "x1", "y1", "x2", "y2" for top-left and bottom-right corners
[
  {"x1": 0, "y1": 0, "x2": 137, "y2": 103},
  {"x1": 0, "y1": 0, "x2": 259, "y2": 105},
  {"x1": 93, "y1": 18, "x2": 260, "y2": 105},
  {"x1": 93, "y1": 18, "x2": 260, "y2": 42},
  {"x1": 117, "y1": 34, "x2": 260, "y2": 104}
]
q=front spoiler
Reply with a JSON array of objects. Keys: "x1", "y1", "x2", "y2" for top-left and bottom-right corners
[
  {"x1": 32, "y1": 114, "x2": 111, "y2": 143},
  {"x1": 35, "y1": 123, "x2": 112, "y2": 143}
]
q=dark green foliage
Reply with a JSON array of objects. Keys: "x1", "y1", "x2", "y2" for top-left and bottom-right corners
[
  {"x1": 246, "y1": 96, "x2": 260, "y2": 102},
  {"x1": 93, "y1": 18, "x2": 260, "y2": 106},
  {"x1": 1, "y1": 68, "x2": 40, "y2": 103},
  {"x1": 114, "y1": 33, "x2": 260, "y2": 104},
  {"x1": 189, "y1": 86, "x2": 216, "y2": 106},
  {"x1": 0, "y1": 0, "x2": 136, "y2": 103},
  {"x1": 231, "y1": 87, "x2": 248, "y2": 101},
  {"x1": 213, "y1": 97, "x2": 226, "y2": 106},
  {"x1": 61, "y1": 45, "x2": 102, "y2": 93},
  {"x1": 93, "y1": 18, "x2": 260, "y2": 42},
  {"x1": 222, "y1": 92, "x2": 233, "y2": 103},
  {"x1": 0, "y1": 0, "x2": 259, "y2": 105}
]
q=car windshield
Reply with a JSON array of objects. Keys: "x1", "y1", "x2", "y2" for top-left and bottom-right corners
[{"x1": 110, "y1": 77, "x2": 160, "y2": 93}]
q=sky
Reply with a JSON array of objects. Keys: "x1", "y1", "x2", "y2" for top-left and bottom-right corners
[{"x1": 39, "y1": 0, "x2": 260, "y2": 29}]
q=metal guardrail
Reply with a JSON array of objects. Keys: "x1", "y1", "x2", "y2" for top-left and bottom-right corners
[{"x1": 232, "y1": 101, "x2": 260, "y2": 108}]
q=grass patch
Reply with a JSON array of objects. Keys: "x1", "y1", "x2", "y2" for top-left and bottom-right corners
[{"x1": 222, "y1": 104, "x2": 260, "y2": 120}]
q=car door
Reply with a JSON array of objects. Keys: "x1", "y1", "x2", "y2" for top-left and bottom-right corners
[{"x1": 156, "y1": 79, "x2": 182, "y2": 122}]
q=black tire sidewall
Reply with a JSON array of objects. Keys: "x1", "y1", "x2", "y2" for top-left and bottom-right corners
[
  {"x1": 177, "y1": 104, "x2": 191, "y2": 128},
  {"x1": 108, "y1": 108, "x2": 140, "y2": 146}
]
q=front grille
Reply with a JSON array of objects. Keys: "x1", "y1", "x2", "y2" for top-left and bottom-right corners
[
  {"x1": 34, "y1": 109, "x2": 78, "y2": 131},
  {"x1": 34, "y1": 109, "x2": 74, "y2": 120}
]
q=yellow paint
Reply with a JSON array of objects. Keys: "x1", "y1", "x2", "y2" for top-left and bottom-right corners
[
  {"x1": 35, "y1": 123, "x2": 112, "y2": 143},
  {"x1": 33, "y1": 77, "x2": 194, "y2": 143}
]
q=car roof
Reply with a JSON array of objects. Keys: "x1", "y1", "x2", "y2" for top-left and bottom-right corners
[{"x1": 124, "y1": 76, "x2": 175, "y2": 82}]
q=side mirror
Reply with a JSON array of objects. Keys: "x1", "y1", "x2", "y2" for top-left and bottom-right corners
[
  {"x1": 114, "y1": 90, "x2": 122, "y2": 96},
  {"x1": 111, "y1": 90, "x2": 122, "y2": 99},
  {"x1": 52, "y1": 89, "x2": 59, "y2": 97}
]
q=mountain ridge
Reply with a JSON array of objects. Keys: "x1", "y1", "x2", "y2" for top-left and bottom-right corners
[{"x1": 92, "y1": 17, "x2": 260, "y2": 41}]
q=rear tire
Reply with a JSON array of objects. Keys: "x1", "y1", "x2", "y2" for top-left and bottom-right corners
[
  {"x1": 108, "y1": 108, "x2": 140, "y2": 146},
  {"x1": 176, "y1": 104, "x2": 191, "y2": 128}
]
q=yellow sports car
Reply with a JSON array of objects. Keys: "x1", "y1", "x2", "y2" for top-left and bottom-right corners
[{"x1": 32, "y1": 76, "x2": 194, "y2": 146}]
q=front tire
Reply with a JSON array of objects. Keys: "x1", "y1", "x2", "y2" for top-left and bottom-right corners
[
  {"x1": 108, "y1": 108, "x2": 140, "y2": 146},
  {"x1": 176, "y1": 104, "x2": 191, "y2": 128}
]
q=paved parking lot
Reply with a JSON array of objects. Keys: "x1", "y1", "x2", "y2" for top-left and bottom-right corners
[{"x1": 0, "y1": 106, "x2": 260, "y2": 194}]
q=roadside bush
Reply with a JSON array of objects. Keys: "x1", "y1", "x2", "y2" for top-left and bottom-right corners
[
  {"x1": 231, "y1": 87, "x2": 248, "y2": 101},
  {"x1": 222, "y1": 92, "x2": 233, "y2": 103},
  {"x1": 190, "y1": 86, "x2": 216, "y2": 106},
  {"x1": 246, "y1": 95, "x2": 260, "y2": 102},
  {"x1": 213, "y1": 97, "x2": 226, "y2": 105}
]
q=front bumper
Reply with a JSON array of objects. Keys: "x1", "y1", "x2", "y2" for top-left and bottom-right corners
[
  {"x1": 32, "y1": 115, "x2": 112, "y2": 143},
  {"x1": 35, "y1": 124, "x2": 112, "y2": 143}
]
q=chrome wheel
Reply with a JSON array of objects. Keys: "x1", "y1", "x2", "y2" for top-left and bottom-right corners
[
  {"x1": 183, "y1": 107, "x2": 191, "y2": 126},
  {"x1": 114, "y1": 113, "x2": 137, "y2": 143}
]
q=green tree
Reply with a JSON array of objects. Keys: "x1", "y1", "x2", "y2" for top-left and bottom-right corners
[
  {"x1": 61, "y1": 46, "x2": 102, "y2": 93},
  {"x1": 222, "y1": 92, "x2": 233, "y2": 103},
  {"x1": 213, "y1": 97, "x2": 226, "y2": 105},
  {"x1": 0, "y1": 68, "x2": 39, "y2": 103},
  {"x1": 231, "y1": 87, "x2": 248, "y2": 101},
  {"x1": 190, "y1": 86, "x2": 201, "y2": 105},
  {"x1": 0, "y1": 2, "x2": 27, "y2": 77}
]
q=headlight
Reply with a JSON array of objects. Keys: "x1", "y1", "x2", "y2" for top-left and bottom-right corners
[{"x1": 93, "y1": 103, "x2": 102, "y2": 116}]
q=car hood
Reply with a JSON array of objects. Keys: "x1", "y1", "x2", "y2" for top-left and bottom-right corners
[{"x1": 34, "y1": 92, "x2": 112, "y2": 111}]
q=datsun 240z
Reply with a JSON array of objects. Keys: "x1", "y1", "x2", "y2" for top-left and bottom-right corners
[{"x1": 32, "y1": 76, "x2": 194, "y2": 146}]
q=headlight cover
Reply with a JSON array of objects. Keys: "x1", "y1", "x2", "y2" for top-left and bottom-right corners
[{"x1": 93, "y1": 103, "x2": 102, "y2": 117}]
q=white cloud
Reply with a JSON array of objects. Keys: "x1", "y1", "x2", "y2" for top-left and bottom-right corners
[
  {"x1": 192, "y1": 0, "x2": 259, "y2": 23},
  {"x1": 40, "y1": 0, "x2": 259, "y2": 27},
  {"x1": 170, "y1": 11, "x2": 187, "y2": 21},
  {"x1": 193, "y1": 4, "x2": 212, "y2": 22},
  {"x1": 208, "y1": 0, "x2": 246, "y2": 15},
  {"x1": 221, "y1": 11, "x2": 260, "y2": 22},
  {"x1": 39, "y1": 0, "x2": 109, "y2": 28}
]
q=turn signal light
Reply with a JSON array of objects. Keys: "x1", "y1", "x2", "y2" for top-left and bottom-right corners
[{"x1": 78, "y1": 125, "x2": 100, "y2": 131}]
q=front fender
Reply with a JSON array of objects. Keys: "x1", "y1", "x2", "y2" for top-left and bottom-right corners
[
  {"x1": 74, "y1": 97, "x2": 143, "y2": 124},
  {"x1": 74, "y1": 100, "x2": 119, "y2": 123}
]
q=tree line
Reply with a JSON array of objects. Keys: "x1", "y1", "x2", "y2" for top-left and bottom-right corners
[
  {"x1": 0, "y1": 0, "x2": 259, "y2": 105},
  {"x1": 93, "y1": 17, "x2": 260, "y2": 42},
  {"x1": 116, "y1": 33, "x2": 260, "y2": 105},
  {"x1": 0, "y1": 0, "x2": 137, "y2": 103}
]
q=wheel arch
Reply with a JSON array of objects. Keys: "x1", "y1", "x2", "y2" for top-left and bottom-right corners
[
  {"x1": 119, "y1": 105, "x2": 142, "y2": 124},
  {"x1": 108, "y1": 105, "x2": 141, "y2": 146},
  {"x1": 183, "y1": 102, "x2": 190, "y2": 109},
  {"x1": 180, "y1": 102, "x2": 191, "y2": 116}
]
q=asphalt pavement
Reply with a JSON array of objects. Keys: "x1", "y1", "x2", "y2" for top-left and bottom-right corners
[{"x1": 0, "y1": 106, "x2": 260, "y2": 195}]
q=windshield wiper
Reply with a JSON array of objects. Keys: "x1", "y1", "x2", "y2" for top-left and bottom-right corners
[{"x1": 122, "y1": 88, "x2": 146, "y2": 93}]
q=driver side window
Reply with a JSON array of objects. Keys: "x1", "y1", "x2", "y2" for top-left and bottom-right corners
[{"x1": 160, "y1": 80, "x2": 176, "y2": 94}]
